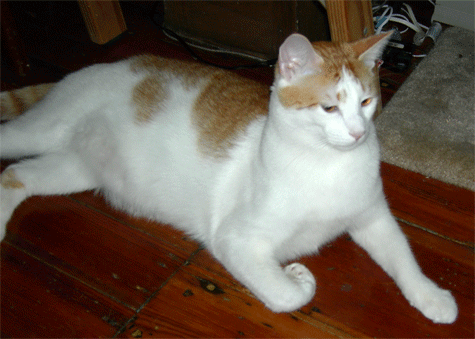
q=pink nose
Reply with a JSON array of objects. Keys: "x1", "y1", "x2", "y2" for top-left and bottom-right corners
[{"x1": 350, "y1": 131, "x2": 365, "y2": 141}]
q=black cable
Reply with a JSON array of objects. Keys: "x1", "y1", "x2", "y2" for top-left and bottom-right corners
[{"x1": 150, "y1": 3, "x2": 277, "y2": 70}]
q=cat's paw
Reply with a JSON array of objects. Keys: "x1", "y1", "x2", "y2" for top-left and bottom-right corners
[
  {"x1": 283, "y1": 262, "x2": 316, "y2": 302},
  {"x1": 261, "y1": 263, "x2": 316, "y2": 313},
  {"x1": 0, "y1": 185, "x2": 9, "y2": 241},
  {"x1": 409, "y1": 282, "x2": 458, "y2": 324},
  {"x1": 284, "y1": 263, "x2": 316, "y2": 289},
  {"x1": 0, "y1": 216, "x2": 6, "y2": 242},
  {"x1": 0, "y1": 173, "x2": 27, "y2": 241}
]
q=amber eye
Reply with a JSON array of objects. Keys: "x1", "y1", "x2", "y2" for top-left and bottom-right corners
[
  {"x1": 361, "y1": 98, "x2": 372, "y2": 106},
  {"x1": 323, "y1": 105, "x2": 338, "y2": 113}
]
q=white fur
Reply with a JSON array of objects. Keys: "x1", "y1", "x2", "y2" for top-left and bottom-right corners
[{"x1": 0, "y1": 35, "x2": 458, "y2": 323}]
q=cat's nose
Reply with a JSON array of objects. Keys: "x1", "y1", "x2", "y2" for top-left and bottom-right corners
[{"x1": 350, "y1": 131, "x2": 365, "y2": 141}]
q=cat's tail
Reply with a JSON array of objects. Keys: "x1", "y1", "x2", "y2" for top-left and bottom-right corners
[{"x1": 0, "y1": 83, "x2": 55, "y2": 121}]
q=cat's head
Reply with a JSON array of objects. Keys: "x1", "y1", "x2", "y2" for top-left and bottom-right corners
[{"x1": 273, "y1": 32, "x2": 392, "y2": 150}]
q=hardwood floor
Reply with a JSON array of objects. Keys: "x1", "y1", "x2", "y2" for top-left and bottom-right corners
[{"x1": 1, "y1": 2, "x2": 474, "y2": 338}]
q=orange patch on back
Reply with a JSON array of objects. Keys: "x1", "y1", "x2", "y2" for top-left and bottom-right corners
[
  {"x1": 133, "y1": 75, "x2": 169, "y2": 123},
  {"x1": 1, "y1": 169, "x2": 25, "y2": 189},
  {"x1": 130, "y1": 55, "x2": 269, "y2": 156},
  {"x1": 193, "y1": 72, "x2": 269, "y2": 157},
  {"x1": 130, "y1": 55, "x2": 223, "y2": 124},
  {"x1": 130, "y1": 54, "x2": 217, "y2": 89}
]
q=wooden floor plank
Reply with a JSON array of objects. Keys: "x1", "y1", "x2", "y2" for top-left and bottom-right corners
[
  {"x1": 2, "y1": 195, "x2": 195, "y2": 310},
  {"x1": 381, "y1": 162, "x2": 474, "y2": 245},
  {"x1": 116, "y1": 250, "x2": 365, "y2": 338},
  {"x1": 1, "y1": 243, "x2": 135, "y2": 338},
  {"x1": 69, "y1": 191, "x2": 199, "y2": 255}
]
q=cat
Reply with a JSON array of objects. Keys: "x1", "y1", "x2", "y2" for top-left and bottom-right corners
[{"x1": 0, "y1": 32, "x2": 458, "y2": 324}]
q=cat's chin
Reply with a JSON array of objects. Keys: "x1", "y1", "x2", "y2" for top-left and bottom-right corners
[{"x1": 328, "y1": 138, "x2": 367, "y2": 151}]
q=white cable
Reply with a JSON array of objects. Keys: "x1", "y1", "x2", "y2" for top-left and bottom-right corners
[
  {"x1": 380, "y1": 5, "x2": 391, "y2": 17},
  {"x1": 388, "y1": 17, "x2": 421, "y2": 32},
  {"x1": 374, "y1": 3, "x2": 429, "y2": 35},
  {"x1": 392, "y1": 13, "x2": 413, "y2": 21},
  {"x1": 403, "y1": 3, "x2": 428, "y2": 32},
  {"x1": 375, "y1": 6, "x2": 393, "y2": 34}
]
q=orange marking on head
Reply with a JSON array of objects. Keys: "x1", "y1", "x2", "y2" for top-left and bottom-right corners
[{"x1": 277, "y1": 41, "x2": 377, "y2": 109}]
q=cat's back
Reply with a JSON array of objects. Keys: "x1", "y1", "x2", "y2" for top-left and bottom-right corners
[
  {"x1": 128, "y1": 55, "x2": 269, "y2": 157},
  {"x1": 2, "y1": 54, "x2": 270, "y2": 158}
]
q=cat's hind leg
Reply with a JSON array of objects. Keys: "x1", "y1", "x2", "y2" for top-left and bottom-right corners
[
  {"x1": 0, "y1": 152, "x2": 97, "y2": 241},
  {"x1": 0, "y1": 107, "x2": 68, "y2": 159},
  {"x1": 0, "y1": 83, "x2": 86, "y2": 159},
  {"x1": 213, "y1": 236, "x2": 316, "y2": 313}
]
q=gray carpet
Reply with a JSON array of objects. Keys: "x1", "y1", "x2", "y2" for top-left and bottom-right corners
[{"x1": 376, "y1": 27, "x2": 474, "y2": 191}]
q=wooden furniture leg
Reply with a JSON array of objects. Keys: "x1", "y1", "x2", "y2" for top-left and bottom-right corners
[
  {"x1": 326, "y1": 0, "x2": 374, "y2": 42},
  {"x1": 78, "y1": 0, "x2": 127, "y2": 45}
]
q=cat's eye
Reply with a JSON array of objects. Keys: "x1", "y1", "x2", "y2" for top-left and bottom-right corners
[
  {"x1": 322, "y1": 105, "x2": 337, "y2": 113},
  {"x1": 361, "y1": 98, "x2": 372, "y2": 106}
]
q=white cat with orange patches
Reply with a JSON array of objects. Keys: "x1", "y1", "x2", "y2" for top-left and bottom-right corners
[{"x1": 0, "y1": 32, "x2": 457, "y2": 323}]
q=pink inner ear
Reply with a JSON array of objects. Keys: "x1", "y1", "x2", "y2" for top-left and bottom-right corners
[
  {"x1": 278, "y1": 43, "x2": 296, "y2": 81},
  {"x1": 278, "y1": 33, "x2": 323, "y2": 82}
]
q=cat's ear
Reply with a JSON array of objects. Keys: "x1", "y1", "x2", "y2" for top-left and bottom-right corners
[
  {"x1": 278, "y1": 33, "x2": 324, "y2": 82},
  {"x1": 350, "y1": 31, "x2": 393, "y2": 69}
]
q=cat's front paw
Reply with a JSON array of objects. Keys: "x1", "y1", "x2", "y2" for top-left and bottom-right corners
[
  {"x1": 410, "y1": 282, "x2": 458, "y2": 324},
  {"x1": 262, "y1": 262, "x2": 316, "y2": 313},
  {"x1": 283, "y1": 262, "x2": 316, "y2": 305},
  {"x1": 284, "y1": 263, "x2": 316, "y2": 290}
]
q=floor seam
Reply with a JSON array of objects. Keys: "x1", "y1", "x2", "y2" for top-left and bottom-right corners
[
  {"x1": 113, "y1": 246, "x2": 203, "y2": 337},
  {"x1": 396, "y1": 217, "x2": 474, "y2": 249}
]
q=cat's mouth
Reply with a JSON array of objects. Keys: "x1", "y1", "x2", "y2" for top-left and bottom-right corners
[{"x1": 329, "y1": 132, "x2": 368, "y2": 150}]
